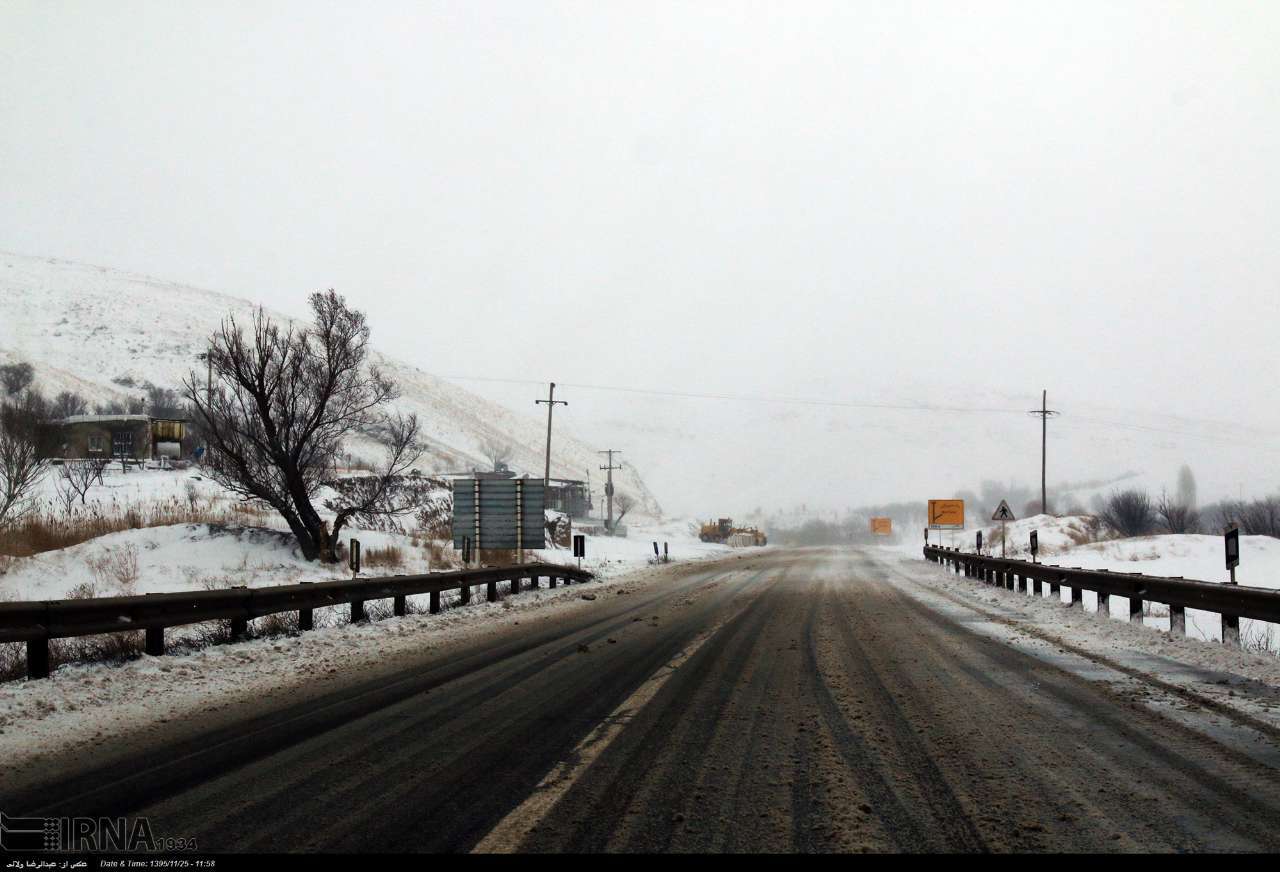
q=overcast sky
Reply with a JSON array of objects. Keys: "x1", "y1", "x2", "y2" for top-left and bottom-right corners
[{"x1": 3, "y1": 1, "x2": 1278, "y2": 514}]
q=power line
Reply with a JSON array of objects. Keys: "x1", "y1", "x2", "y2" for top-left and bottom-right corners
[
  {"x1": 439, "y1": 374, "x2": 1280, "y2": 453},
  {"x1": 442, "y1": 374, "x2": 1027, "y2": 415}
]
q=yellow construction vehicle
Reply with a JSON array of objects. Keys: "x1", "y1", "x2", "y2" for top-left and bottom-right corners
[
  {"x1": 699, "y1": 518, "x2": 734, "y2": 543},
  {"x1": 700, "y1": 518, "x2": 767, "y2": 547}
]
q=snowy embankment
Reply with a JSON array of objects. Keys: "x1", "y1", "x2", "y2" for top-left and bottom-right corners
[
  {"x1": 2, "y1": 465, "x2": 730, "y2": 602},
  {"x1": 891, "y1": 513, "x2": 1280, "y2": 650}
]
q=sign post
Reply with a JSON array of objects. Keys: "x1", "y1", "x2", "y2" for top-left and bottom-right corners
[
  {"x1": 927, "y1": 500, "x2": 965, "y2": 550},
  {"x1": 976, "y1": 530, "x2": 983, "y2": 554},
  {"x1": 1029, "y1": 530, "x2": 1039, "y2": 563},
  {"x1": 1223, "y1": 524, "x2": 1241, "y2": 646},
  {"x1": 348, "y1": 539, "x2": 361, "y2": 577},
  {"x1": 1225, "y1": 524, "x2": 1240, "y2": 582},
  {"x1": 573, "y1": 534, "x2": 585, "y2": 570},
  {"x1": 991, "y1": 500, "x2": 1016, "y2": 558}
]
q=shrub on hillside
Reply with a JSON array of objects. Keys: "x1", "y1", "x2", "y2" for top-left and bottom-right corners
[
  {"x1": 1156, "y1": 493, "x2": 1200, "y2": 534},
  {"x1": 1099, "y1": 490, "x2": 1155, "y2": 538},
  {"x1": 1213, "y1": 496, "x2": 1280, "y2": 538}
]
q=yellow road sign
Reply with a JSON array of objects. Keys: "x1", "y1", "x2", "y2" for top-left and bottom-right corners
[
  {"x1": 870, "y1": 517, "x2": 893, "y2": 535},
  {"x1": 927, "y1": 499, "x2": 965, "y2": 529}
]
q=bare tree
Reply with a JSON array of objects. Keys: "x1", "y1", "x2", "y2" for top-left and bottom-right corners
[
  {"x1": 182, "y1": 290, "x2": 423, "y2": 562},
  {"x1": 0, "y1": 363, "x2": 34, "y2": 397},
  {"x1": 56, "y1": 458, "x2": 106, "y2": 507},
  {"x1": 614, "y1": 492, "x2": 636, "y2": 526},
  {"x1": 144, "y1": 383, "x2": 185, "y2": 418},
  {"x1": 0, "y1": 393, "x2": 49, "y2": 529},
  {"x1": 478, "y1": 435, "x2": 514, "y2": 472},
  {"x1": 52, "y1": 391, "x2": 89, "y2": 419},
  {"x1": 1156, "y1": 490, "x2": 1199, "y2": 534},
  {"x1": 93, "y1": 397, "x2": 145, "y2": 415}
]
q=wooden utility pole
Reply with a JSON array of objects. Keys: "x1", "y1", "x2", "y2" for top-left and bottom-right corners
[
  {"x1": 1027, "y1": 389, "x2": 1059, "y2": 514},
  {"x1": 598, "y1": 449, "x2": 622, "y2": 534},
  {"x1": 535, "y1": 383, "x2": 567, "y2": 486}
]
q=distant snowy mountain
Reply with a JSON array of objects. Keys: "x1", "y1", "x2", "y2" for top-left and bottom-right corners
[{"x1": 0, "y1": 252, "x2": 662, "y2": 517}]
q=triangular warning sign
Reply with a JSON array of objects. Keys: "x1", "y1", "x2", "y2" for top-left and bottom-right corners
[{"x1": 991, "y1": 500, "x2": 1016, "y2": 522}]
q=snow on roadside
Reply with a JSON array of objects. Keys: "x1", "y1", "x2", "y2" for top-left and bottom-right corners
[
  {"x1": 879, "y1": 548, "x2": 1280, "y2": 688},
  {"x1": 0, "y1": 524, "x2": 347, "y2": 601},
  {"x1": 886, "y1": 516, "x2": 1280, "y2": 649},
  {"x1": 533, "y1": 518, "x2": 733, "y2": 580},
  {"x1": 0, "y1": 517, "x2": 731, "y2": 602}
]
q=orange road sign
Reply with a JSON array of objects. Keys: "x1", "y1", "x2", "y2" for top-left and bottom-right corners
[
  {"x1": 927, "y1": 499, "x2": 965, "y2": 530},
  {"x1": 870, "y1": 517, "x2": 892, "y2": 535}
]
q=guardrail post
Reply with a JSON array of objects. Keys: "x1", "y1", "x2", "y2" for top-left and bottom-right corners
[
  {"x1": 1223, "y1": 615, "x2": 1241, "y2": 647},
  {"x1": 145, "y1": 626, "x2": 164, "y2": 656},
  {"x1": 1017, "y1": 573, "x2": 1027, "y2": 593},
  {"x1": 1032, "y1": 575, "x2": 1042, "y2": 597},
  {"x1": 1050, "y1": 577, "x2": 1061, "y2": 598},
  {"x1": 1004, "y1": 569, "x2": 1013, "y2": 591},
  {"x1": 1096, "y1": 592, "x2": 1110, "y2": 620},
  {"x1": 429, "y1": 591, "x2": 440, "y2": 614},
  {"x1": 26, "y1": 638, "x2": 50, "y2": 680},
  {"x1": 230, "y1": 617, "x2": 248, "y2": 641},
  {"x1": 1071, "y1": 583, "x2": 1082, "y2": 609},
  {"x1": 351, "y1": 600, "x2": 366, "y2": 623},
  {"x1": 299, "y1": 607, "x2": 313, "y2": 631},
  {"x1": 1169, "y1": 605, "x2": 1185, "y2": 636},
  {"x1": 529, "y1": 574, "x2": 539, "y2": 590},
  {"x1": 488, "y1": 581, "x2": 498, "y2": 602},
  {"x1": 460, "y1": 583, "x2": 472, "y2": 605},
  {"x1": 394, "y1": 595, "x2": 407, "y2": 617},
  {"x1": 550, "y1": 575, "x2": 558, "y2": 588},
  {"x1": 510, "y1": 578, "x2": 520, "y2": 596},
  {"x1": 1129, "y1": 594, "x2": 1144, "y2": 624}
]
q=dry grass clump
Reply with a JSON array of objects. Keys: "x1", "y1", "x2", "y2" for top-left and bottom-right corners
[
  {"x1": 0, "y1": 496, "x2": 277, "y2": 559},
  {"x1": 362, "y1": 545, "x2": 405, "y2": 569},
  {"x1": 1063, "y1": 516, "x2": 1105, "y2": 547},
  {"x1": 85, "y1": 543, "x2": 141, "y2": 595}
]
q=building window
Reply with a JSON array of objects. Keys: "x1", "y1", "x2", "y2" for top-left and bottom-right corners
[
  {"x1": 112, "y1": 432, "x2": 134, "y2": 457},
  {"x1": 88, "y1": 435, "x2": 105, "y2": 454}
]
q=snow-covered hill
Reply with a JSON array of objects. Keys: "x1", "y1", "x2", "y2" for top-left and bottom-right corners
[{"x1": 0, "y1": 252, "x2": 661, "y2": 516}]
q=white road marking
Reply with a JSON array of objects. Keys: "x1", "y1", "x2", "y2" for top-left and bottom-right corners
[{"x1": 472, "y1": 575, "x2": 771, "y2": 853}]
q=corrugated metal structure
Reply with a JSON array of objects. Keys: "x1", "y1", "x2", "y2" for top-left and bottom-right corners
[{"x1": 451, "y1": 478, "x2": 546, "y2": 550}]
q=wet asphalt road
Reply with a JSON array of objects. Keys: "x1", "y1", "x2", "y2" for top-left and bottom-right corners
[{"x1": 8, "y1": 547, "x2": 1280, "y2": 852}]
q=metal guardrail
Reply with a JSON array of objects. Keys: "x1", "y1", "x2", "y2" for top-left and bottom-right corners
[
  {"x1": 2, "y1": 562, "x2": 594, "y2": 680},
  {"x1": 924, "y1": 545, "x2": 1280, "y2": 646}
]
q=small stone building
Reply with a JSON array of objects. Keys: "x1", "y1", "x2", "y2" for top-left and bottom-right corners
[{"x1": 58, "y1": 415, "x2": 188, "y2": 461}]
